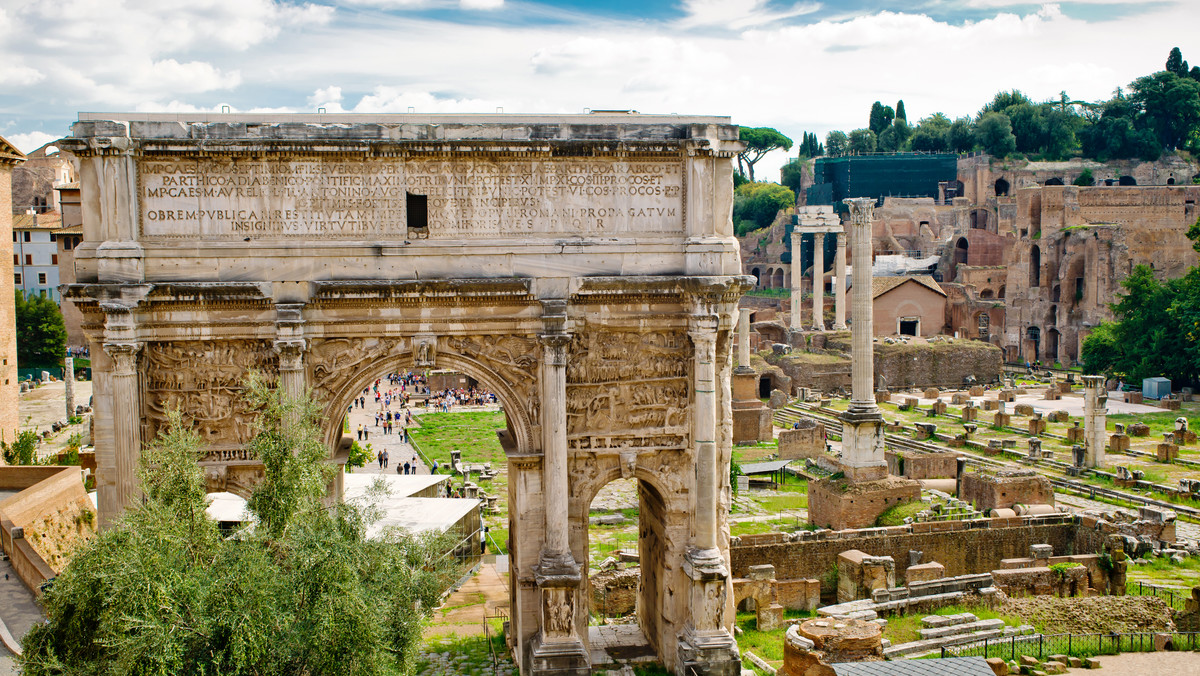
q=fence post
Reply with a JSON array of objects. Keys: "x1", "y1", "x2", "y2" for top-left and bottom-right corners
[
  {"x1": 1012, "y1": 636, "x2": 1016, "y2": 662},
  {"x1": 1040, "y1": 634, "x2": 1044, "y2": 659},
  {"x1": 1069, "y1": 633, "x2": 1072, "y2": 656}
]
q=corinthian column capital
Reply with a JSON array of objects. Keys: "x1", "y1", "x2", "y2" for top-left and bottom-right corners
[{"x1": 103, "y1": 342, "x2": 141, "y2": 376}]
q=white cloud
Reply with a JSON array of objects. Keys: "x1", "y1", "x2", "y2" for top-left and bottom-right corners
[
  {"x1": 678, "y1": 0, "x2": 820, "y2": 29},
  {"x1": 308, "y1": 86, "x2": 347, "y2": 112},
  {"x1": 6, "y1": 131, "x2": 61, "y2": 155},
  {"x1": 349, "y1": 88, "x2": 503, "y2": 113},
  {"x1": 461, "y1": 0, "x2": 503, "y2": 8},
  {"x1": 0, "y1": 61, "x2": 44, "y2": 87}
]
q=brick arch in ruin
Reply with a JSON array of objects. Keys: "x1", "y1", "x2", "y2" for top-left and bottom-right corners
[{"x1": 61, "y1": 113, "x2": 750, "y2": 676}]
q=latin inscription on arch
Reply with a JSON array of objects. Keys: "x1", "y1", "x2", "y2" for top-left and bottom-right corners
[{"x1": 138, "y1": 157, "x2": 684, "y2": 239}]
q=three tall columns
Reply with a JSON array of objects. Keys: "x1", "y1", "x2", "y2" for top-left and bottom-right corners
[{"x1": 788, "y1": 223, "x2": 847, "y2": 333}]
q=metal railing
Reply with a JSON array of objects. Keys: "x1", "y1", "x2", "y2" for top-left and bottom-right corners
[
  {"x1": 943, "y1": 631, "x2": 1200, "y2": 660},
  {"x1": 1127, "y1": 580, "x2": 1189, "y2": 611}
]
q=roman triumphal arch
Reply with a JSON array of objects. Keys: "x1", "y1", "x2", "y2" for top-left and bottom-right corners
[{"x1": 60, "y1": 113, "x2": 748, "y2": 675}]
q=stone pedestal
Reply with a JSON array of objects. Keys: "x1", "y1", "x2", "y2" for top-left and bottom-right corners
[
  {"x1": 993, "y1": 412, "x2": 1011, "y2": 428},
  {"x1": 1028, "y1": 418, "x2": 1047, "y2": 436},
  {"x1": 962, "y1": 407, "x2": 978, "y2": 422},
  {"x1": 1157, "y1": 443, "x2": 1179, "y2": 463},
  {"x1": 808, "y1": 475, "x2": 921, "y2": 531},
  {"x1": 1110, "y1": 434, "x2": 1130, "y2": 453},
  {"x1": 677, "y1": 550, "x2": 741, "y2": 676},
  {"x1": 733, "y1": 370, "x2": 772, "y2": 444}
]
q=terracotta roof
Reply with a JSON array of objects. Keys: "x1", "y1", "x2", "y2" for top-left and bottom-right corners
[
  {"x1": 0, "y1": 134, "x2": 25, "y2": 162},
  {"x1": 56, "y1": 224, "x2": 83, "y2": 235},
  {"x1": 56, "y1": 182, "x2": 80, "y2": 190},
  {"x1": 12, "y1": 212, "x2": 63, "y2": 230},
  {"x1": 870, "y1": 275, "x2": 946, "y2": 299}
]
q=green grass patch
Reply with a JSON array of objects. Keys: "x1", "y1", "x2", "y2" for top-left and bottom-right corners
[
  {"x1": 416, "y1": 630, "x2": 513, "y2": 675},
  {"x1": 883, "y1": 604, "x2": 1028, "y2": 645},
  {"x1": 874, "y1": 499, "x2": 926, "y2": 527},
  {"x1": 408, "y1": 411, "x2": 507, "y2": 466},
  {"x1": 734, "y1": 610, "x2": 816, "y2": 667}
]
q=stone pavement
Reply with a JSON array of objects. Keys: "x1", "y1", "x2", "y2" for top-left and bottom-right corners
[
  {"x1": 18, "y1": 379, "x2": 93, "y2": 458},
  {"x1": 0, "y1": 558, "x2": 45, "y2": 671}
]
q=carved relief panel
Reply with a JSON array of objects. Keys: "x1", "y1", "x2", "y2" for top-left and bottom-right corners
[
  {"x1": 142, "y1": 340, "x2": 277, "y2": 459},
  {"x1": 565, "y1": 331, "x2": 690, "y2": 454},
  {"x1": 308, "y1": 336, "x2": 411, "y2": 407}
]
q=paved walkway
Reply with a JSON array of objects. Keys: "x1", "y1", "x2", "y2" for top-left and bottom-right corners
[
  {"x1": 0, "y1": 558, "x2": 45, "y2": 672},
  {"x1": 422, "y1": 561, "x2": 510, "y2": 639},
  {"x1": 1056, "y1": 493, "x2": 1200, "y2": 540},
  {"x1": 1064, "y1": 651, "x2": 1200, "y2": 675}
]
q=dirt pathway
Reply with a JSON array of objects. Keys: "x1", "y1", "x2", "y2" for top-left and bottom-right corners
[{"x1": 424, "y1": 561, "x2": 510, "y2": 639}]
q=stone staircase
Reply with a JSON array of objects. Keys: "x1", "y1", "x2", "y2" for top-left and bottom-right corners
[{"x1": 882, "y1": 612, "x2": 1034, "y2": 659}]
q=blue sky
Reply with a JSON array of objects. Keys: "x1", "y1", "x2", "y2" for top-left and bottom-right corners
[{"x1": 1, "y1": 0, "x2": 1197, "y2": 178}]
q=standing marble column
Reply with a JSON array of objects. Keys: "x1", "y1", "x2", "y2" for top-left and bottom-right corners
[
  {"x1": 834, "y1": 231, "x2": 848, "y2": 330},
  {"x1": 847, "y1": 199, "x2": 877, "y2": 411},
  {"x1": 678, "y1": 311, "x2": 740, "y2": 675},
  {"x1": 737, "y1": 308, "x2": 752, "y2": 371},
  {"x1": 811, "y1": 232, "x2": 826, "y2": 331},
  {"x1": 690, "y1": 316, "x2": 719, "y2": 552},
  {"x1": 789, "y1": 229, "x2": 803, "y2": 331},
  {"x1": 64, "y1": 355, "x2": 75, "y2": 420},
  {"x1": 531, "y1": 330, "x2": 588, "y2": 676},
  {"x1": 103, "y1": 341, "x2": 142, "y2": 512},
  {"x1": 273, "y1": 303, "x2": 307, "y2": 403},
  {"x1": 838, "y1": 198, "x2": 887, "y2": 481},
  {"x1": 538, "y1": 332, "x2": 573, "y2": 563},
  {"x1": 1083, "y1": 375, "x2": 1107, "y2": 468}
]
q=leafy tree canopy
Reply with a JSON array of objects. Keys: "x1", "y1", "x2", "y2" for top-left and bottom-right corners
[
  {"x1": 733, "y1": 181, "x2": 795, "y2": 235},
  {"x1": 847, "y1": 128, "x2": 877, "y2": 155},
  {"x1": 21, "y1": 376, "x2": 458, "y2": 676},
  {"x1": 737, "y1": 126, "x2": 793, "y2": 182},
  {"x1": 824, "y1": 130, "x2": 848, "y2": 157},
  {"x1": 15, "y1": 292, "x2": 67, "y2": 367}
]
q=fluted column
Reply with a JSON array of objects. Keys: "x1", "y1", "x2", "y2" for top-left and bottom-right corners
[
  {"x1": 789, "y1": 229, "x2": 803, "y2": 331},
  {"x1": 737, "y1": 308, "x2": 751, "y2": 370},
  {"x1": 104, "y1": 341, "x2": 142, "y2": 512},
  {"x1": 690, "y1": 315, "x2": 719, "y2": 552},
  {"x1": 539, "y1": 332, "x2": 572, "y2": 561},
  {"x1": 847, "y1": 198, "x2": 877, "y2": 412},
  {"x1": 812, "y1": 232, "x2": 825, "y2": 331},
  {"x1": 834, "y1": 231, "x2": 847, "y2": 330}
]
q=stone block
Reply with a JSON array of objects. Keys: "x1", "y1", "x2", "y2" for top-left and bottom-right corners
[
  {"x1": 987, "y1": 657, "x2": 1009, "y2": 676},
  {"x1": 1044, "y1": 661, "x2": 1067, "y2": 675},
  {"x1": 960, "y1": 470, "x2": 1054, "y2": 511},
  {"x1": 970, "y1": 386, "x2": 986, "y2": 396},
  {"x1": 983, "y1": 399, "x2": 999, "y2": 411},
  {"x1": 778, "y1": 422, "x2": 826, "y2": 460},
  {"x1": 951, "y1": 393, "x2": 970, "y2": 405},
  {"x1": 1048, "y1": 410, "x2": 1070, "y2": 423},
  {"x1": 993, "y1": 412, "x2": 1011, "y2": 428},
  {"x1": 1128, "y1": 423, "x2": 1151, "y2": 436},
  {"x1": 1083, "y1": 657, "x2": 1101, "y2": 668},
  {"x1": 1157, "y1": 443, "x2": 1179, "y2": 463},
  {"x1": 757, "y1": 603, "x2": 785, "y2": 631},
  {"x1": 931, "y1": 400, "x2": 948, "y2": 415},
  {"x1": 1020, "y1": 655, "x2": 1040, "y2": 667},
  {"x1": 905, "y1": 561, "x2": 945, "y2": 584},
  {"x1": 1000, "y1": 389, "x2": 1016, "y2": 402},
  {"x1": 1043, "y1": 388, "x2": 1061, "y2": 401},
  {"x1": 1014, "y1": 403, "x2": 1035, "y2": 416},
  {"x1": 1067, "y1": 425, "x2": 1085, "y2": 442},
  {"x1": 962, "y1": 407, "x2": 978, "y2": 422},
  {"x1": 1126, "y1": 392, "x2": 1144, "y2": 405},
  {"x1": 924, "y1": 388, "x2": 940, "y2": 399},
  {"x1": 915, "y1": 422, "x2": 938, "y2": 439},
  {"x1": 1059, "y1": 382, "x2": 1073, "y2": 394},
  {"x1": 775, "y1": 578, "x2": 821, "y2": 612},
  {"x1": 1110, "y1": 434, "x2": 1130, "y2": 452}
]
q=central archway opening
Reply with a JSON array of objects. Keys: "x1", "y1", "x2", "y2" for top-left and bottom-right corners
[{"x1": 584, "y1": 476, "x2": 671, "y2": 670}]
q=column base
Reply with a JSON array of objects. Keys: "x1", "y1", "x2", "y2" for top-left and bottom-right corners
[
  {"x1": 832, "y1": 323, "x2": 847, "y2": 331},
  {"x1": 676, "y1": 627, "x2": 742, "y2": 676},
  {"x1": 811, "y1": 324, "x2": 825, "y2": 332},
  {"x1": 529, "y1": 633, "x2": 590, "y2": 676}
]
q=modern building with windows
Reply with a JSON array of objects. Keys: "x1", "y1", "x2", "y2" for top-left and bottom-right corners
[{"x1": 13, "y1": 212, "x2": 62, "y2": 300}]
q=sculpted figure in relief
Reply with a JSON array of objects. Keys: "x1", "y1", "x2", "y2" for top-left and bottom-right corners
[{"x1": 143, "y1": 340, "x2": 275, "y2": 447}]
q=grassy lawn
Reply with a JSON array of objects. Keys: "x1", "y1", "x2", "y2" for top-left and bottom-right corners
[
  {"x1": 882, "y1": 604, "x2": 1029, "y2": 645},
  {"x1": 731, "y1": 517, "x2": 810, "y2": 536},
  {"x1": 874, "y1": 499, "x2": 927, "y2": 527},
  {"x1": 1127, "y1": 553, "x2": 1200, "y2": 588},
  {"x1": 735, "y1": 609, "x2": 817, "y2": 671},
  {"x1": 409, "y1": 410, "x2": 507, "y2": 467},
  {"x1": 416, "y1": 623, "x2": 513, "y2": 675}
]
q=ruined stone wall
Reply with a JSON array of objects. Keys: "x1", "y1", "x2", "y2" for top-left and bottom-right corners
[
  {"x1": 872, "y1": 197, "x2": 958, "y2": 256},
  {"x1": 872, "y1": 338, "x2": 1002, "y2": 389},
  {"x1": 1004, "y1": 185, "x2": 1200, "y2": 364},
  {"x1": 730, "y1": 516, "x2": 1089, "y2": 592}
]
